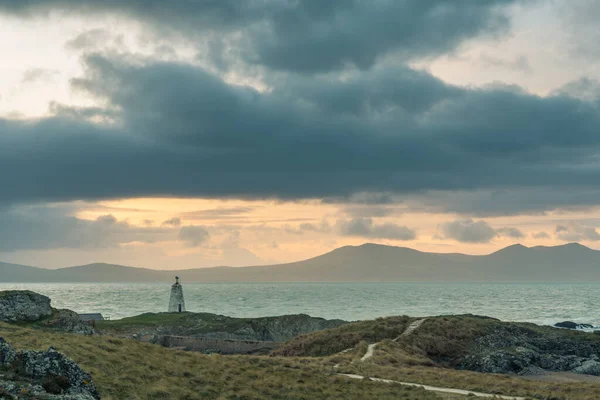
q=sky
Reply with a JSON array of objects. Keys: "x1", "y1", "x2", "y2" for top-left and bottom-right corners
[{"x1": 1, "y1": 0, "x2": 600, "y2": 269}]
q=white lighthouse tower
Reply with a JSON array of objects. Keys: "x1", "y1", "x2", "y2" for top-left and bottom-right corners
[{"x1": 168, "y1": 276, "x2": 186, "y2": 312}]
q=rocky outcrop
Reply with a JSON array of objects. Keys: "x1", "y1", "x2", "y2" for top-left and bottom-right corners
[
  {"x1": 102, "y1": 312, "x2": 348, "y2": 347},
  {"x1": 554, "y1": 321, "x2": 594, "y2": 330},
  {"x1": 0, "y1": 337, "x2": 100, "y2": 399},
  {"x1": 42, "y1": 310, "x2": 96, "y2": 336},
  {"x1": 460, "y1": 324, "x2": 600, "y2": 376},
  {"x1": 0, "y1": 291, "x2": 52, "y2": 322},
  {"x1": 231, "y1": 314, "x2": 348, "y2": 342}
]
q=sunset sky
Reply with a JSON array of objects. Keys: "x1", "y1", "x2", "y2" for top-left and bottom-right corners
[{"x1": 2, "y1": 1, "x2": 600, "y2": 269}]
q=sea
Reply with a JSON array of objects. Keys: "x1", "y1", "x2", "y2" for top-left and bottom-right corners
[{"x1": 1, "y1": 282, "x2": 599, "y2": 327}]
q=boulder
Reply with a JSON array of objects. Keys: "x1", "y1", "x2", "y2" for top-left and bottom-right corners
[
  {"x1": 0, "y1": 336, "x2": 100, "y2": 399},
  {"x1": 555, "y1": 321, "x2": 594, "y2": 330},
  {"x1": 0, "y1": 291, "x2": 52, "y2": 322},
  {"x1": 573, "y1": 360, "x2": 600, "y2": 376},
  {"x1": 43, "y1": 310, "x2": 96, "y2": 336}
]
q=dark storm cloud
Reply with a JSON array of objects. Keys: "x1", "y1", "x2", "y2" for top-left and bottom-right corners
[
  {"x1": 415, "y1": 188, "x2": 600, "y2": 217},
  {"x1": 249, "y1": 0, "x2": 519, "y2": 73},
  {"x1": 0, "y1": 0, "x2": 519, "y2": 73},
  {"x1": 337, "y1": 218, "x2": 416, "y2": 241},
  {"x1": 2, "y1": 53, "x2": 600, "y2": 214}
]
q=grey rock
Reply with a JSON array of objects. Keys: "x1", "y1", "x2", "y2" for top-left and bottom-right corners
[
  {"x1": 0, "y1": 291, "x2": 52, "y2": 322},
  {"x1": 573, "y1": 360, "x2": 600, "y2": 376},
  {"x1": 0, "y1": 337, "x2": 17, "y2": 366},
  {"x1": 555, "y1": 321, "x2": 594, "y2": 330},
  {"x1": 0, "y1": 336, "x2": 100, "y2": 399},
  {"x1": 42, "y1": 309, "x2": 96, "y2": 336},
  {"x1": 459, "y1": 324, "x2": 600, "y2": 376}
]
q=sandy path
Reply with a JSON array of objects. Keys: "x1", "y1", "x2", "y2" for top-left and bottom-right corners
[
  {"x1": 395, "y1": 318, "x2": 426, "y2": 341},
  {"x1": 360, "y1": 343, "x2": 377, "y2": 361},
  {"x1": 338, "y1": 374, "x2": 526, "y2": 399},
  {"x1": 360, "y1": 318, "x2": 427, "y2": 362}
]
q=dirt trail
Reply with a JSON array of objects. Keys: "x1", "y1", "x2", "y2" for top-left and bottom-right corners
[
  {"x1": 395, "y1": 318, "x2": 426, "y2": 341},
  {"x1": 360, "y1": 343, "x2": 377, "y2": 361},
  {"x1": 338, "y1": 374, "x2": 526, "y2": 400},
  {"x1": 361, "y1": 318, "x2": 427, "y2": 362},
  {"x1": 346, "y1": 318, "x2": 524, "y2": 399}
]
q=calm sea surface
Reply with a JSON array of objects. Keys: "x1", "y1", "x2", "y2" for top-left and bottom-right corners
[{"x1": 1, "y1": 282, "x2": 599, "y2": 326}]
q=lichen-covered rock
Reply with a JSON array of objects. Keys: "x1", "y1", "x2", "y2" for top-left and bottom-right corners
[
  {"x1": 0, "y1": 291, "x2": 52, "y2": 322},
  {"x1": 0, "y1": 337, "x2": 100, "y2": 399},
  {"x1": 573, "y1": 360, "x2": 600, "y2": 375},
  {"x1": 459, "y1": 324, "x2": 600, "y2": 376},
  {"x1": 0, "y1": 337, "x2": 17, "y2": 366},
  {"x1": 43, "y1": 310, "x2": 96, "y2": 336}
]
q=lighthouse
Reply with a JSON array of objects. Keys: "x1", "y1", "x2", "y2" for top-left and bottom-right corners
[{"x1": 168, "y1": 276, "x2": 186, "y2": 312}]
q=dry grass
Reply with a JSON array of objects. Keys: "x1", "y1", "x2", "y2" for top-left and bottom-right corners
[
  {"x1": 0, "y1": 322, "x2": 447, "y2": 400},
  {"x1": 273, "y1": 316, "x2": 412, "y2": 357},
  {"x1": 274, "y1": 314, "x2": 600, "y2": 400}
]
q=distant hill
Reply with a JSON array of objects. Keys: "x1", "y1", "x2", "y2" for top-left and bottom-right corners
[{"x1": 2, "y1": 242, "x2": 600, "y2": 282}]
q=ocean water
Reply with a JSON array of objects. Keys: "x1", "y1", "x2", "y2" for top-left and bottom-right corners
[{"x1": 1, "y1": 282, "x2": 599, "y2": 326}]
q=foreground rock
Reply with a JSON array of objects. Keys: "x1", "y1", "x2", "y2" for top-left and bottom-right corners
[
  {"x1": 0, "y1": 291, "x2": 52, "y2": 322},
  {"x1": 0, "y1": 337, "x2": 100, "y2": 399},
  {"x1": 555, "y1": 321, "x2": 595, "y2": 330}
]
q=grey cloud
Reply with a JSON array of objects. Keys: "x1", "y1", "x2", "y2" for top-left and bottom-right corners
[
  {"x1": 299, "y1": 221, "x2": 331, "y2": 233},
  {"x1": 440, "y1": 219, "x2": 497, "y2": 243},
  {"x1": 0, "y1": 0, "x2": 519, "y2": 74},
  {"x1": 178, "y1": 225, "x2": 210, "y2": 247},
  {"x1": 0, "y1": 205, "x2": 172, "y2": 252},
  {"x1": 65, "y1": 29, "x2": 123, "y2": 51},
  {"x1": 2, "y1": 53, "x2": 600, "y2": 215},
  {"x1": 181, "y1": 207, "x2": 255, "y2": 220},
  {"x1": 555, "y1": 222, "x2": 600, "y2": 242},
  {"x1": 532, "y1": 231, "x2": 551, "y2": 239},
  {"x1": 343, "y1": 207, "x2": 393, "y2": 218},
  {"x1": 441, "y1": 219, "x2": 526, "y2": 243},
  {"x1": 553, "y1": 78, "x2": 600, "y2": 102},
  {"x1": 337, "y1": 218, "x2": 416, "y2": 241},
  {"x1": 250, "y1": 0, "x2": 518, "y2": 73},
  {"x1": 412, "y1": 188, "x2": 600, "y2": 217},
  {"x1": 161, "y1": 217, "x2": 181, "y2": 227},
  {"x1": 496, "y1": 227, "x2": 525, "y2": 239},
  {"x1": 559, "y1": 0, "x2": 600, "y2": 61},
  {"x1": 21, "y1": 68, "x2": 59, "y2": 84}
]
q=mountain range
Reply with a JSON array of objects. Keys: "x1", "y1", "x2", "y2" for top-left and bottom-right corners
[{"x1": 1, "y1": 242, "x2": 600, "y2": 283}]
